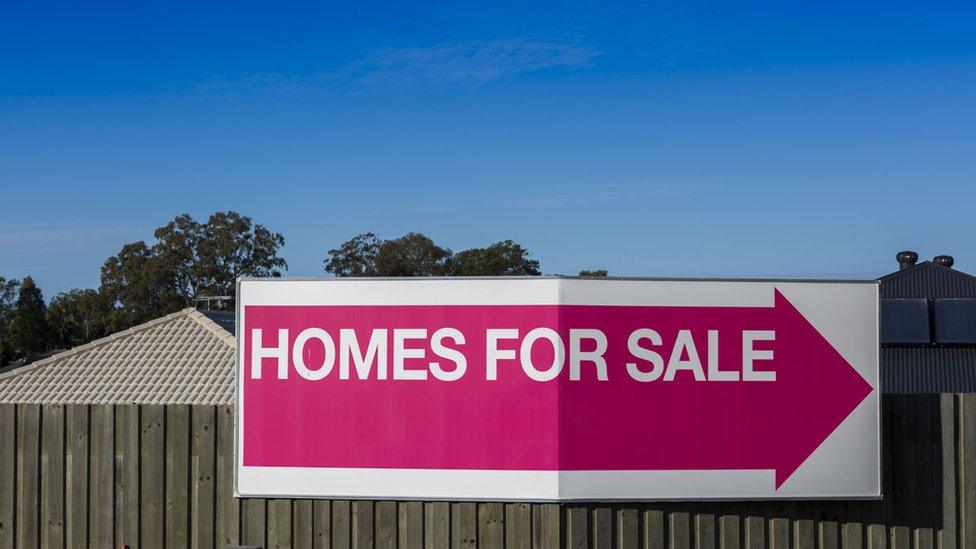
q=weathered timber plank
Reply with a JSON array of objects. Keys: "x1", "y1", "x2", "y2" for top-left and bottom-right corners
[
  {"x1": 425, "y1": 502, "x2": 450, "y2": 549},
  {"x1": 399, "y1": 501, "x2": 423, "y2": 548},
  {"x1": 167, "y1": 405, "x2": 191, "y2": 549},
  {"x1": 141, "y1": 404, "x2": 165, "y2": 549},
  {"x1": 89, "y1": 405, "x2": 114, "y2": 549},
  {"x1": 41, "y1": 405, "x2": 65, "y2": 548},
  {"x1": 191, "y1": 405, "x2": 216, "y2": 549},
  {"x1": 452, "y1": 502, "x2": 477, "y2": 549},
  {"x1": 352, "y1": 500, "x2": 373, "y2": 549},
  {"x1": 375, "y1": 501, "x2": 397, "y2": 549},
  {"x1": 216, "y1": 404, "x2": 240, "y2": 547},
  {"x1": 115, "y1": 405, "x2": 140, "y2": 548}
]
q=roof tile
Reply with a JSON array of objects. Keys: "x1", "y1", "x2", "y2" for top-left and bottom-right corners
[{"x1": 0, "y1": 308, "x2": 235, "y2": 405}]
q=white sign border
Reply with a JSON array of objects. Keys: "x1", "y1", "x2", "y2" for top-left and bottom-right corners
[{"x1": 235, "y1": 276, "x2": 881, "y2": 501}]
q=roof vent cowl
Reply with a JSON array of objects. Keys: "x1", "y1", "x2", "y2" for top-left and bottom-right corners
[
  {"x1": 897, "y1": 250, "x2": 918, "y2": 270},
  {"x1": 934, "y1": 255, "x2": 955, "y2": 268}
]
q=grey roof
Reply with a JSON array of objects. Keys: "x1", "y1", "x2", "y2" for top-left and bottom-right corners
[
  {"x1": 201, "y1": 309, "x2": 236, "y2": 335},
  {"x1": 878, "y1": 260, "x2": 976, "y2": 393},
  {"x1": 882, "y1": 347, "x2": 976, "y2": 393},
  {"x1": 879, "y1": 260, "x2": 976, "y2": 298},
  {"x1": 0, "y1": 308, "x2": 235, "y2": 405}
]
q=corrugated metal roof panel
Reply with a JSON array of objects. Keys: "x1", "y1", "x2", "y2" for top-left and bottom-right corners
[
  {"x1": 881, "y1": 347, "x2": 976, "y2": 393},
  {"x1": 879, "y1": 261, "x2": 976, "y2": 298}
]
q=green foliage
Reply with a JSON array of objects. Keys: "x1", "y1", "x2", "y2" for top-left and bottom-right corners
[
  {"x1": 579, "y1": 269, "x2": 609, "y2": 277},
  {"x1": 325, "y1": 233, "x2": 542, "y2": 277},
  {"x1": 101, "y1": 211, "x2": 287, "y2": 330},
  {"x1": 450, "y1": 240, "x2": 541, "y2": 276},
  {"x1": 6, "y1": 276, "x2": 52, "y2": 358},
  {"x1": 323, "y1": 233, "x2": 381, "y2": 276},
  {"x1": 47, "y1": 289, "x2": 113, "y2": 348},
  {"x1": 374, "y1": 233, "x2": 453, "y2": 276},
  {"x1": 100, "y1": 240, "x2": 184, "y2": 330},
  {"x1": 0, "y1": 276, "x2": 21, "y2": 365}
]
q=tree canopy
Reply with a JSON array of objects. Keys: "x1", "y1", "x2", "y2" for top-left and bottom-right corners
[
  {"x1": 5, "y1": 276, "x2": 51, "y2": 358},
  {"x1": 578, "y1": 269, "x2": 609, "y2": 277},
  {"x1": 1, "y1": 218, "x2": 562, "y2": 365},
  {"x1": 101, "y1": 211, "x2": 287, "y2": 327},
  {"x1": 325, "y1": 233, "x2": 541, "y2": 277},
  {"x1": 451, "y1": 240, "x2": 541, "y2": 276},
  {"x1": 47, "y1": 289, "x2": 113, "y2": 349},
  {"x1": 0, "y1": 276, "x2": 21, "y2": 365}
]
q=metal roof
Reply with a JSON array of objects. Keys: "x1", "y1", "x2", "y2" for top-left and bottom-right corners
[
  {"x1": 0, "y1": 308, "x2": 235, "y2": 405},
  {"x1": 878, "y1": 260, "x2": 976, "y2": 298},
  {"x1": 201, "y1": 309, "x2": 235, "y2": 335},
  {"x1": 878, "y1": 259, "x2": 976, "y2": 393},
  {"x1": 881, "y1": 347, "x2": 976, "y2": 393}
]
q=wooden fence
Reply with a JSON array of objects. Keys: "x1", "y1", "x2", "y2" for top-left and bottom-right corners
[{"x1": 0, "y1": 394, "x2": 974, "y2": 549}]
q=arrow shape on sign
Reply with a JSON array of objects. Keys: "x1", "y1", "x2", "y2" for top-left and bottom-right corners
[{"x1": 557, "y1": 289, "x2": 875, "y2": 488}]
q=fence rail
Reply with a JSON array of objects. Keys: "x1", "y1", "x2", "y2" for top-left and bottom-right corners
[{"x1": 0, "y1": 394, "x2": 974, "y2": 548}]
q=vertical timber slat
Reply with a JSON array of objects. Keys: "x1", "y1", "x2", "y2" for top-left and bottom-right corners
[
  {"x1": 115, "y1": 405, "x2": 140, "y2": 548},
  {"x1": 452, "y1": 502, "x2": 477, "y2": 549},
  {"x1": 89, "y1": 405, "x2": 114, "y2": 549},
  {"x1": 332, "y1": 500, "x2": 351, "y2": 549},
  {"x1": 66, "y1": 405, "x2": 89, "y2": 549},
  {"x1": 939, "y1": 394, "x2": 957, "y2": 549},
  {"x1": 375, "y1": 501, "x2": 397, "y2": 549},
  {"x1": 532, "y1": 503, "x2": 560, "y2": 549},
  {"x1": 294, "y1": 499, "x2": 315, "y2": 549},
  {"x1": 191, "y1": 405, "x2": 216, "y2": 549},
  {"x1": 566, "y1": 506, "x2": 588, "y2": 549},
  {"x1": 504, "y1": 503, "x2": 531, "y2": 549},
  {"x1": 744, "y1": 515, "x2": 764, "y2": 549},
  {"x1": 960, "y1": 394, "x2": 976, "y2": 549},
  {"x1": 671, "y1": 510, "x2": 692, "y2": 549},
  {"x1": 241, "y1": 498, "x2": 267, "y2": 547},
  {"x1": 0, "y1": 404, "x2": 16, "y2": 548},
  {"x1": 17, "y1": 404, "x2": 40, "y2": 549},
  {"x1": 718, "y1": 513, "x2": 739, "y2": 549},
  {"x1": 477, "y1": 502, "x2": 504, "y2": 549},
  {"x1": 41, "y1": 404, "x2": 65, "y2": 549},
  {"x1": 216, "y1": 404, "x2": 240, "y2": 547},
  {"x1": 425, "y1": 502, "x2": 451, "y2": 549},
  {"x1": 696, "y1": 511, "x2": 717, "y2": 549},
  {"x1": 399, "y1": 501, "x2": 423, "y2": 549},
  {"x1": 352, "y1": 500, "x2": 374, "y2": 549},
  {"x1": 592, "y1": 506, "x2": 613, "y2": 549},
  {"x1": 268, "y1": 499, "x2": 293, "y2": 549},
  {"x1": 616, "y1": 507, "x2": 640, "y2": 549},
  {"x1": 140, "y1": 404, "x2": 165, "y2": 549},
  {"x1": 167, "y1": 405, "x2": 190, "y2": 549},
  {"x1": 313, "y1": 500, "x2": 331, "y2": 549},
  {"x1": 644, "y1": 508, "x2": 666, "y2": 549}
]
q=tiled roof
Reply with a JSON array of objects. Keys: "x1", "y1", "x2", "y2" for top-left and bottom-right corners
[{"x1": 0, "y1": 308, "x2": 235, "y2": 405}]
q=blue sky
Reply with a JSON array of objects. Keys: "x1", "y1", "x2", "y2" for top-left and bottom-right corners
[{"x1": 2, "y1": 1, "x2": 975, "y2": 298}]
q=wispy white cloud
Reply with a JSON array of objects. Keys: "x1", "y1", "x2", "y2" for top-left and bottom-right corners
[
  {"x1": 0, "y1": 223, "x2": 146, "y2": 257},
  {"x1": 183, "y1": 37, "x2": 599, "y2": 100},
  {"x1": 346, "y1": 38, "x2": 599, "y2": 86}
]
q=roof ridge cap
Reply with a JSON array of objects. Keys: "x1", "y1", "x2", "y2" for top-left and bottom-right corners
[{"x1": 878, "y1": 260, "x2": 931, "y2": 282}]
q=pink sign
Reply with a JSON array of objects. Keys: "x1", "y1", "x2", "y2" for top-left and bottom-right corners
[{"x1": 237, "y1": 279, "x2": 879, "y2": 500}]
